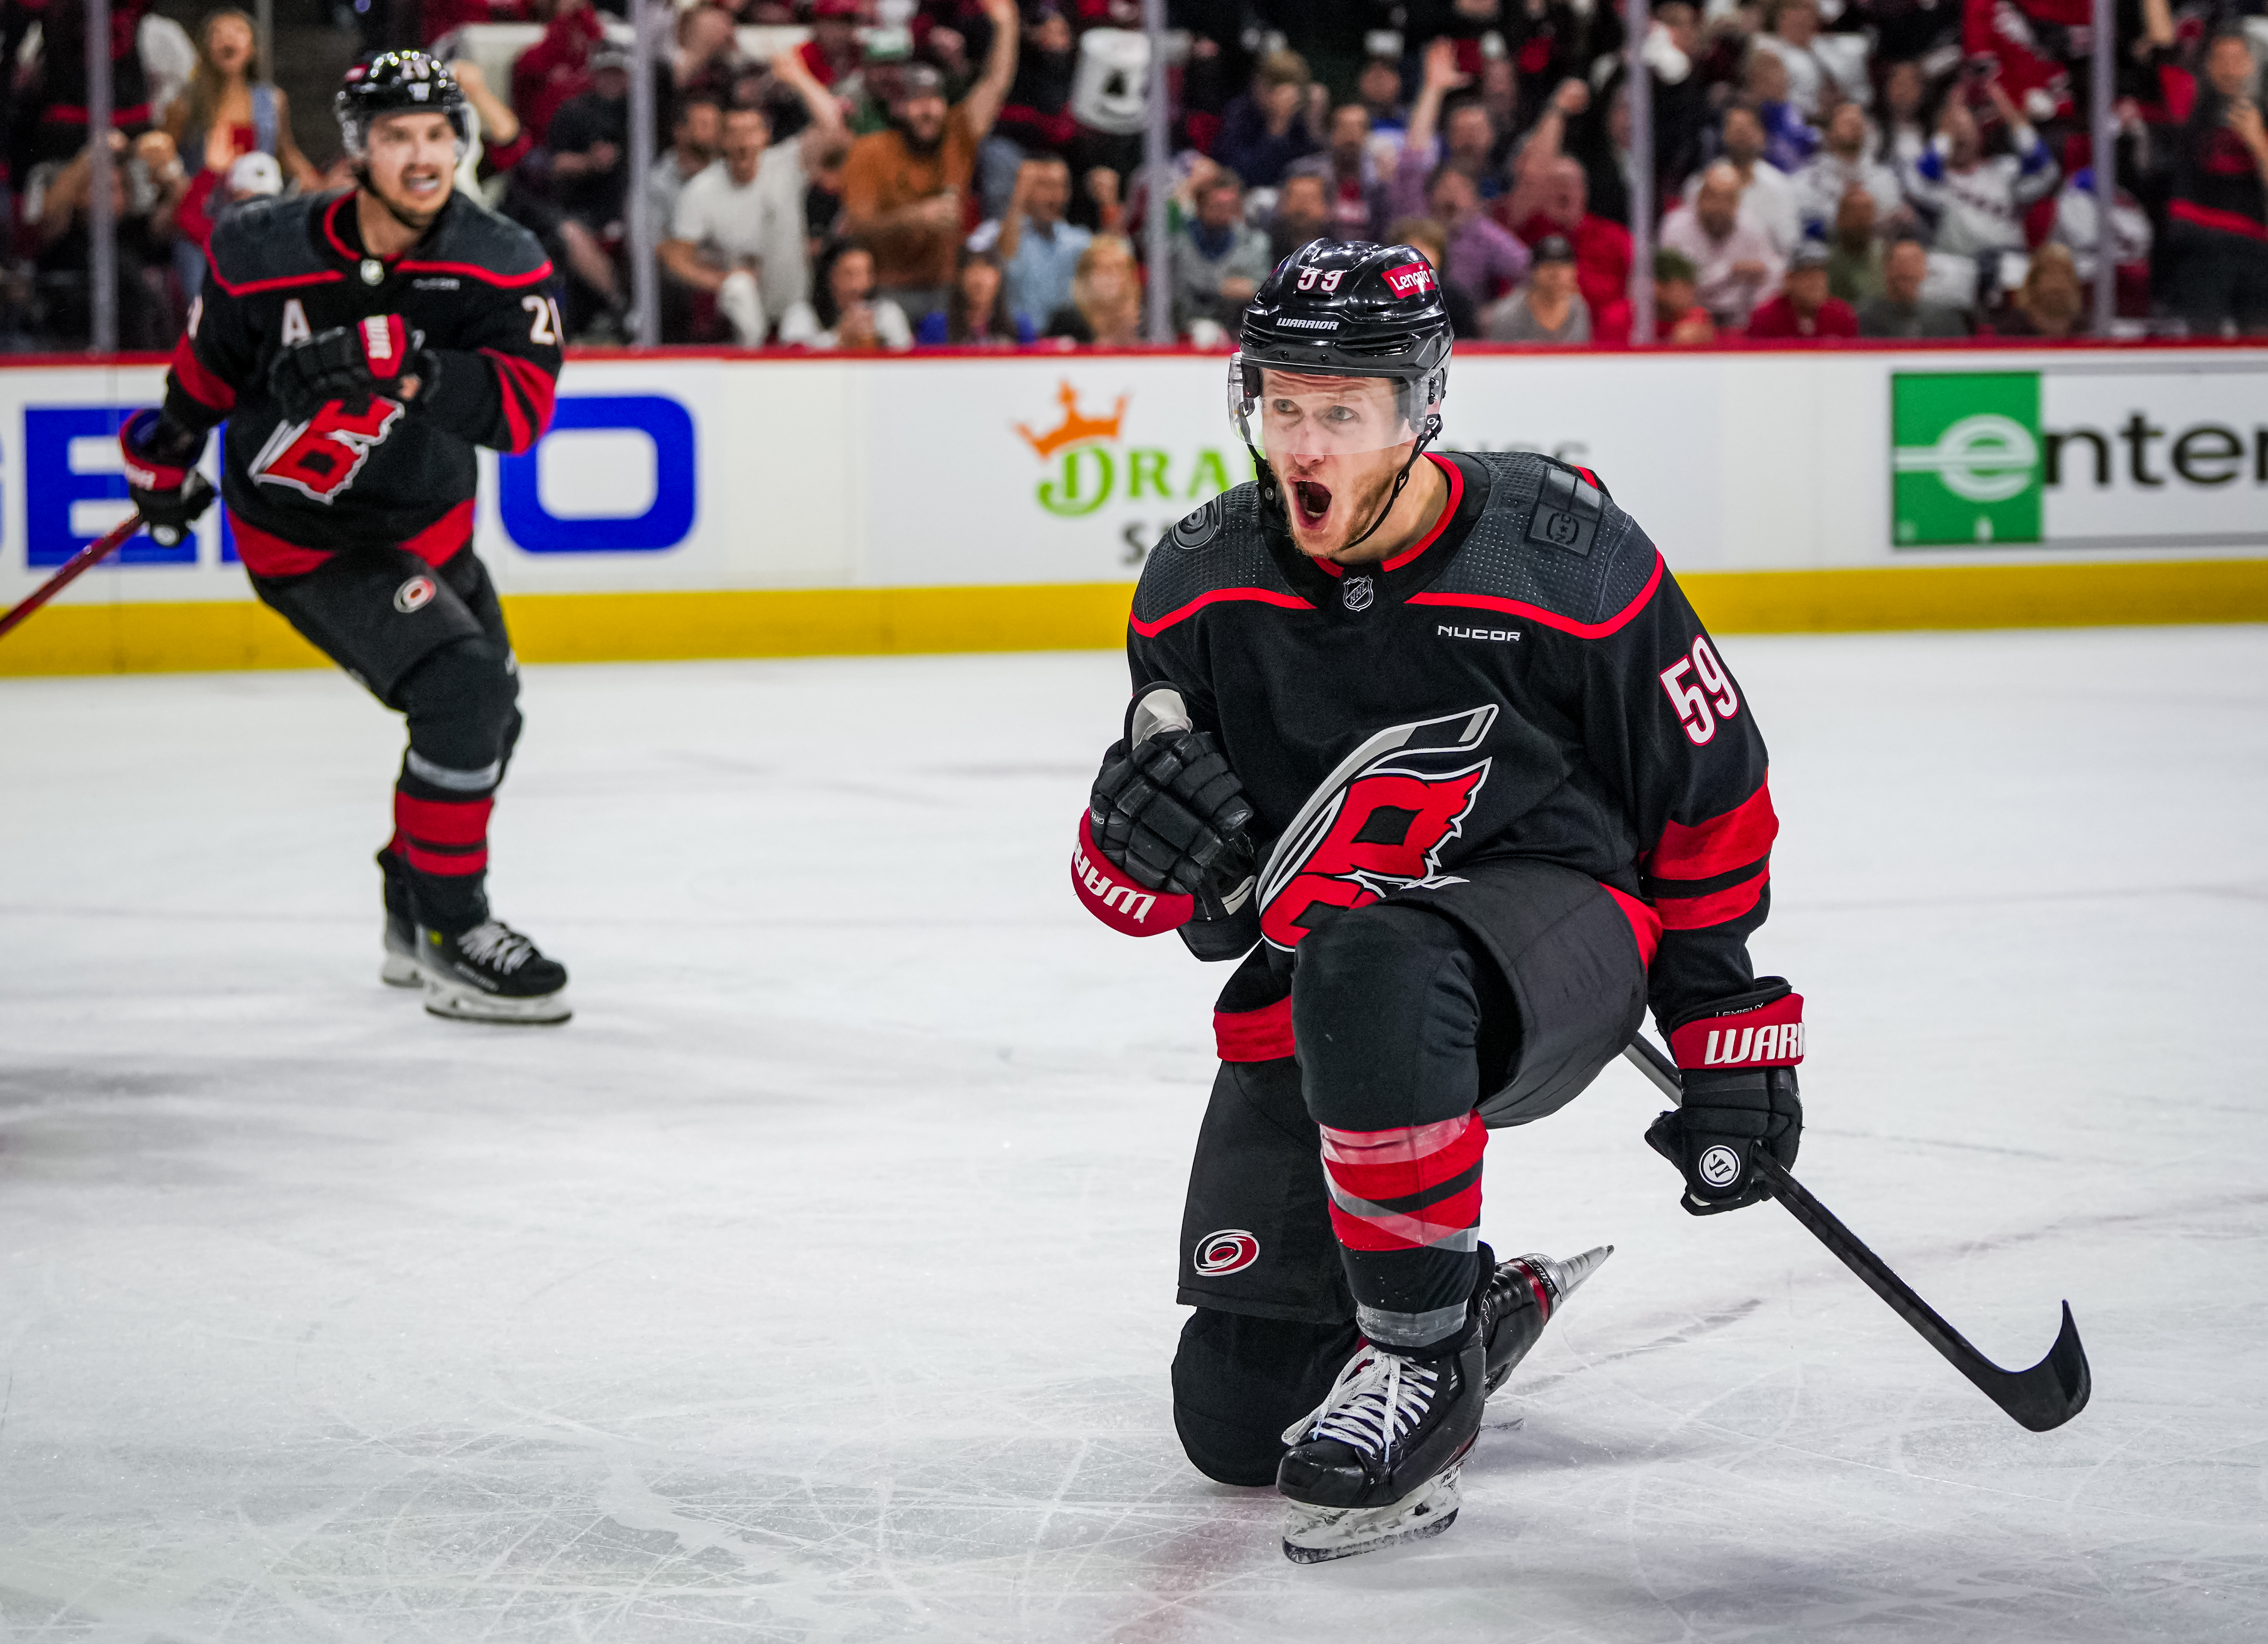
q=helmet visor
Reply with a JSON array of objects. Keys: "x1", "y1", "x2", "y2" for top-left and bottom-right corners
[{"x1": 1228, "y1": 353, "x2": 1433, "y2": 457}]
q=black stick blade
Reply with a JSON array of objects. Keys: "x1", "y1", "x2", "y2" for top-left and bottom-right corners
[
  {"x1": 1993, "y1": 1300, "x2": 2091, "y2": 1433},
  {"x1": 1754, "y1": 1155, "x2": 2092, "y2": 1434}
]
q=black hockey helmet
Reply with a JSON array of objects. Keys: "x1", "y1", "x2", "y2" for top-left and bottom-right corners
[
  {"x1": 1230, "y1": 239, "x2": 1454, "y2": 453},
  {"x1": 336, "y1": 51, "x2": 471, "y2": 159}
]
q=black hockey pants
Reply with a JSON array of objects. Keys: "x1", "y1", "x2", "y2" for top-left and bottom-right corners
[{"x1": 253, "y1": 543, "x2": 521, "y2": 935}]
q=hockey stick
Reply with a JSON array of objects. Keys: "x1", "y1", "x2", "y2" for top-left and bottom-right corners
[
  {"x1": 1622, "y1": 1034, "x2": 2091, "y2": 1433},
  {"x1": 0, "y1": 513, "x2": 148, "y2": 644}
]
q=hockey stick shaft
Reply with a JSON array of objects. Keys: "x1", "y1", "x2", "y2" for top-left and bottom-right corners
[
  {"x1": 1620, "y1": 1035, "x2": 2089, "y2": 1432},
  {"x1": 0, "y1": 514, "x2": 145, "y2": 644}
]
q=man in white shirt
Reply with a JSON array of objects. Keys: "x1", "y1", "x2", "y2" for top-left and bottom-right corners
[
  {"x1": 659, "y1": 50, "x2": 848, "y2": 344},
  {"x1": 1686, "y1": 102, "x2": 1799, "y2": 255},
  {"x1": 1660, "y1": 161, "x2": 1786, "y2": 328},
  {"x1": 1794, "y1": 100, "x2": 1906, "y2": 239}
]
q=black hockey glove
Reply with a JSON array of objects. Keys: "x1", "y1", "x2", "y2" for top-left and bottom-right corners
[
  {"x1": 1645, "y1": 979, "x2": 1806, "y2": 1215},
  {"x1": 268, "y1": 315, "x2": 438, "y2": 423},
  {"x1": 1090, "y1": 719, "x2": 1254, "y2": 898},
  {"x1": 117, "y1": 408, "x2": 215, "y2": 547}
]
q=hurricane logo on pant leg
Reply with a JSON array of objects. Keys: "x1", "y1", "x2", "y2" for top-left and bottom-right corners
[{"x1": 1193, "y1": 1230, "x2": 1260, "y2": 1275}]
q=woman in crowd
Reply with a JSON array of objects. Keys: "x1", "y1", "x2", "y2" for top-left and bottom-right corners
[
  {"x1": 1045, "y1": 236, "x2": 1143, "y2": 346},
  {"x1": 779, "y1": 240, "x2": 914, "y2": 350},
  {"x1": 936, "y1": 247, "x2": 1029, "y2": 345},
  {"x1": 164, "y1": 9, "x2": 320, "y2": 190},
  {"x1": 2164, "y1": 30, "x2": 2268, "y2": 337},
  {"x1": 1993, "y1": 242, "x2": 2087, "y2": 338}
]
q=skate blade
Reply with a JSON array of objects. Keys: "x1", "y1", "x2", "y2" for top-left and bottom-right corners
[
  {"x1": 1282, "y1": 1468, "x2": 1461, "y2": 1564},
  {"x1": 420, "y1": 973, "x2": 572, "y2": 1025},
  {"x1": 381, "y1": 951, "x2": 423, "y2": 988}
]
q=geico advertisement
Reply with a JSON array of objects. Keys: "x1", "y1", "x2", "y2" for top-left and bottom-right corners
[{"x1": 1892, "y1": 361, "x2": 2268, "y2": 551}]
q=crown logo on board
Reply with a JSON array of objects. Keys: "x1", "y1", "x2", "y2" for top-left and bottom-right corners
[{"x1": 1015, "y1": 381, "x2": 1128, "y2": 460}]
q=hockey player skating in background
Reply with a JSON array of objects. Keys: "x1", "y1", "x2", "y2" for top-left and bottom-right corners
[
  {"x1": 119, "y1": 52, "x2": 569, "y2": 1023},
  {"x1": 1071, "y1": 240, "x2": 1804, "y2": 1560}
]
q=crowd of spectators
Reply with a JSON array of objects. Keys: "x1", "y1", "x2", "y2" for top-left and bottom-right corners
[{"x1": 4, "y1": 0, "x2": 2268, "y2": 350}]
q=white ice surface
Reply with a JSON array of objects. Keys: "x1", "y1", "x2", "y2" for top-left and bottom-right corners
[{"x1": 1, "y1": 629, "x2": 2264, "y2": 1642}]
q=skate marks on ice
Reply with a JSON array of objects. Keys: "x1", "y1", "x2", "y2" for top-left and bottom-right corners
[{"x1": 2, "y1": 638, "x2": 2267, "y2": 1641}]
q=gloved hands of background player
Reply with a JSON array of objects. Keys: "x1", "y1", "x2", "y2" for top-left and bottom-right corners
[
  {"x1": 1089, "y1": 691, "x2": 1255, "y2": 899},
  {"x1": 118, "y1": 408, "x2": 215, "y2": 547},
  {"x1": 1644, "y1": 979, "x2": 1806, "y2": 1215},
  {"x1": 268, "y1": 315, "x2": 438, "y2": 423}
]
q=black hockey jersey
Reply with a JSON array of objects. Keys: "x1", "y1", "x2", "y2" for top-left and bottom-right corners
[
  {"x1": 160, "y1": 189, "x2": 561, "y2": 577},
  {"x1": 1125, "y1": 450, "x2": 1777, "y2": 1041}
]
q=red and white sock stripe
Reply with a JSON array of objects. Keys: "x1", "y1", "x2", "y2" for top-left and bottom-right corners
[
  {"x1": 394, "y1": 791, "x2": 491, "y2": 877},
  {"x1": 1319, "y1": 1112, "x2": 1487, "y2": 1253}
]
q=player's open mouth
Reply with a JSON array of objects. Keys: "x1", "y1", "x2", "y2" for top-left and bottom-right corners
[{"x1": 1291, "y1": 480, "x2": 1333, "y2": 530}]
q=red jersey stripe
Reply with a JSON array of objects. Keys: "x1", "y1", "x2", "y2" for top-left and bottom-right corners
[
  {"x1": 1407, "y1": 553, "x2": 1664, "y2": 639},
  {"x1": 169, "y1": 336, "x2": 236, "y2": 411},
  {"x1": 1379, "y1": 453, "x2": 1466, "y2": 572},
  {"x1": 1214, "y1": 996, "x2": 1293, "y2": 1061},
  {"x1": 1129, "y1": 586, "x2": 1313, "y2": 636},
  {"x1": 1654, "y1": 867, "x2": 1768, "y2": 931},
  {"x1": 1647, "y1": 780, "x2": 1779, "y2": 883},
  {"x1": 1601, "y1": 882, "x2": 1662, "y2": 969}
]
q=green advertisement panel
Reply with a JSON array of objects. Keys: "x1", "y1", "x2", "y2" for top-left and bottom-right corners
[{"x1": 1891, "y1": 372, "x2": 2044, "y2": 547}]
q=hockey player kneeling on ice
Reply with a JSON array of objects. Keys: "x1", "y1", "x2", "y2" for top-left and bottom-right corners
[
  {"x1": 120, "y1": 51, "x2": 570, "y2": 1024},
  {"x1": 1070, "y1": 239, "x2": 1803, "y2": 1561}
]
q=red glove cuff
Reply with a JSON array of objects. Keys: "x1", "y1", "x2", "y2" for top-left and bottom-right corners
[
  {"x1": 358, "y1": 314, "x2": 413, "y2": 381},
  {"x1": 118, "y1": 409, "x2": 189, "y2": 492},
  {"x1": 1669, "y1": 991, "x2": 1805, "y2": 1070},
  {"x1": 1071, "y1": 811, "x2": 1192, "y2": 936}
]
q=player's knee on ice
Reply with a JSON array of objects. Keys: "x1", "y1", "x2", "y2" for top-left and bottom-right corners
[
  {"x1": 398, "y1": 637, "x2": 521, "y2": 784},
  {"x1": 1172, "y1": 1308, "x2": 1359, "y2": 1486},
  {"x1": 1290, "y1": 901, "x2": 1517, "y2": 1133}
]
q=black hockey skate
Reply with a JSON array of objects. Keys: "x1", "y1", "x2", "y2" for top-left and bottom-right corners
[
  {"x1": 415, "y1": 919, "x2": 571, "y2": 1024},
  {"x1": 379, "y1": 850, "x2": 421, "y2": 989},
  {"x1": 1277, "y1": 1333, "x2": 1486, "y2": 1563},
  {"x1": 1480, "y1": 1245, "x2": 1613, "y2": 1395}
]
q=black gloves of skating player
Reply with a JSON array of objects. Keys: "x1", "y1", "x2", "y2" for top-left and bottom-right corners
[
  {"x1": 1645, "y1": 979, "x2": 1806, "y2": 1215},
  {"x1": 117, "y1": 409, "x2": 215, "y2": 547},
  {"x1": 1091, "y1": 716, "x2": 1254, "y2": 899},
  {"x1": 269, "y1": 314, "x2": 438, "y2": 423}
]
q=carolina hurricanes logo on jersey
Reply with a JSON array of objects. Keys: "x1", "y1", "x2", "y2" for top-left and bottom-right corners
[
  {"x1": 1257, "y1": 705, "x2": 1496, "y2": 951},
  {"x1": 248, "y1": 397, "x2": 406, "y2": 503}
]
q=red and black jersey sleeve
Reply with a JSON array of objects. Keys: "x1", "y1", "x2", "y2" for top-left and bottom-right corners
[
  {"x1": 159, "y1": 278, "x2": 260, "y2": 440},
  {"x1": 411, "y1": 279, "x2": 561, "y2": 457},
  {"x1": 1564, "y1": 521, "x2": 1776, "y2": 1030}
]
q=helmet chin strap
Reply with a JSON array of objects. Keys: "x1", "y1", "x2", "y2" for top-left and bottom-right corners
[
  {"x1": 1253, "y1": 416, "x2": 1443, "y2": 561},
  {"x1": 1336, "y1": 416, "x2": 1443, "y2": 557}
]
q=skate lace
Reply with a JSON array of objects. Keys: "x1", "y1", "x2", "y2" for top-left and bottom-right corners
[
  {"x1": 456, "y1": 921, "x2": 536, "y2": 974},
  {"x1": 1283, "y1": 1348, "x2": 1438, "y2": 1463}
]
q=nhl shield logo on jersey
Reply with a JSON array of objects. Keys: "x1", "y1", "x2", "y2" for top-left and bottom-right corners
[
  {"x1": 1342, "y1": 575, "x2": 1374, "y2": 612},
  {"x1": 1256, "y1": 706, "x2": 1496, "y2": 951},
  {"x1": 393, "y1": 575, "x2": 437, "y2": 614},
  {"x1": 1193, "y1": 1229, "x2": 1260, "y2": 1275}
]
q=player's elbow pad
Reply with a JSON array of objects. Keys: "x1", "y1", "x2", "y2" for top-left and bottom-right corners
[{"x1": 1071, "y1": 812, "x2": 1193, "y2": 936}]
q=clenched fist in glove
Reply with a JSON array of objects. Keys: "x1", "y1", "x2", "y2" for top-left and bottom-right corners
[
  {"x1": 1072, "y1": 686, "x2": 1257, "y2": 952},
  {"x1": 1645, "y1": 979, "x2": 1805, "y2": 1214},
  {"x1": 1090, "y1": 689, "x2": 1254, "y2": 898},
  {"x1": 268, "y1": 314, "x2": 437, "y2": 423},
  {"x1": 118, "y1": 408, "x2": 215, "y2": 547}
]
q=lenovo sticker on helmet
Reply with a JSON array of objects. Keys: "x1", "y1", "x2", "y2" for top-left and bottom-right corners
[{"x1": 1384, "y1": 261, "x2": 1438, "y2": 296}]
